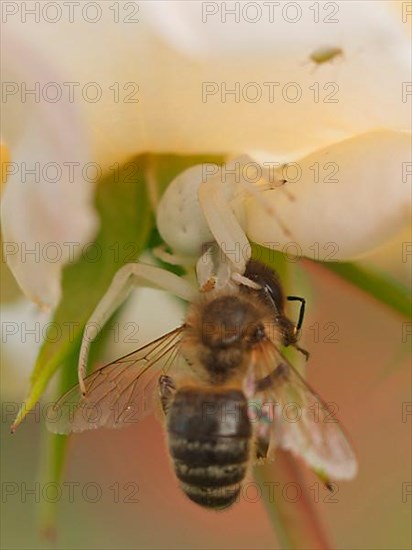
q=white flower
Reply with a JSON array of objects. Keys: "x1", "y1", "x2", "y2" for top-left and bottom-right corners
[
  {"x1": 1, "y1": 0, "x2": 410, "y2": 306},
  {"x1": 246, "y1": 130, "x2": 411, "y2": 260},
  {"x1": 1, "y1": 35, "x2": 98, "y2": 308}
]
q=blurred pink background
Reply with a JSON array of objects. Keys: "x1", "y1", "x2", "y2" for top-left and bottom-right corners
[{"x1": 2, "y1": 263, "x2": 410, "y2": 549}]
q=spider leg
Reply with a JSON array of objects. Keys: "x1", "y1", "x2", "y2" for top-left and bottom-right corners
[
  {"x1": 198, "y1": 170, "x2": 251, "y2": 277},
  {"x1": 78, "y1": 263, "x2": 195, "y2": 395},
  {"x1": 198, "y1": 154, "x2": 296, "y2": 281},
  {"x1": 152, "y1": 245, "x2": 194, "y2": 267}
]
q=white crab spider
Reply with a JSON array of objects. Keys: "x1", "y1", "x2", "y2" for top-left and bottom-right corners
[
  {"x1": 78, "y1": 154, "x2": 286, "y2": 395},
  {"x1": 156, "y1": 154, "x2": 291, "y2": 283}
]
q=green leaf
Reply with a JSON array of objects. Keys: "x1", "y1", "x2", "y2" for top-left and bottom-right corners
[
  {"x1": 11, "y1": 155, "x2": 152, "y2": 431},
  {"x1": 315, "y1": 261, "x2": 411, "y2": 318},
  {"x1": 11, "y1": 153, "x2": 225, "y2": 431},
  {"x1": 11, "y1": 152, "x2": 225, "y2": 536},
  {"x1": 37, "y1": 364, "x2": 75, "y2": 540},
  {"x1": 251, "y1": 244, "x2": 409, "y2": 548},
  {"x1": 37, "y1": 316, "x2": 118, "y2": 539},
  {"x1": 254, "y1": 454, "x2": 331, "y2": 550},
  {"x1": 250, "y1": 244, "x2": 331, "y2": 548},
  {"x1": 150, "y1": 153, "x2": 225, "y2": 196}
]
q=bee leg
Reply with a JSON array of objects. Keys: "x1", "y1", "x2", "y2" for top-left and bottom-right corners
[
  {"x1": 78, "y1": 263, "x2": 195, "y2": 395},
  {"x1": 284, "y1": 296, "x2": 310, "y2": 360},
  {"x1": 253, "y1": 366, "x2": 290, "y2": 462},
  {"x1": 313, "y1": 468, "x2": 334, "y2": 492},
  {"x1": 293, "y1": 344, "x2": 310, "y2": 361},
  {"x1": 254, "y1": 406, "x2": 274, "y2": 461},
  {"x1": 255, "y1": 437, "x2": 269, "y2": 460},
  {"x1": 286, "y1": 296, "x2": 306, "y2": 332},
  {"x1": 158, "y1": 375, "x2": 176, "y2": 416},
  {"x1": 256, "y1": 363, "x2": 291, "y2": 393}
]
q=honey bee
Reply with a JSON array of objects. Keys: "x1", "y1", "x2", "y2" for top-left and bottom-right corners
[{"x1": 48, "y1": 259, "x2": 357, "y2": 509}]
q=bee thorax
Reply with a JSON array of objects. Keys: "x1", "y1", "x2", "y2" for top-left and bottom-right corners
[{"x1": 183, "y1": 292, "x2": 271, "y2": 384}]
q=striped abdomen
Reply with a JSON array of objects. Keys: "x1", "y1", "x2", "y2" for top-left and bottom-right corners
[{"x1": 167, "y1": 388, "x2": 251, "y2": 509}]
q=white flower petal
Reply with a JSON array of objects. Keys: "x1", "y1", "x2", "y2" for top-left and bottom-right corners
[
  {"x1": 356, "y1": 225, "x2": 411, "y2": 286},
  {"x1": 2, "y1": 2, "x2": 410, "y2": 306},
  {"x1": 0, "y1": 298, "x2": 52, "y2": 397},
  {"x1": 1, "y1": 38, "x2": 99, "y2": 308},
  {"x1": 144, "y1": 0, "x2": 409, "y2": 157},
  {"x1": 246, "y1": 130, "x2": 411, "y2": 260},
  {"x1": 146, "y1": 1, "x2": 409, "y2": 58},
  {"x1": 2, "y1": 1, "x2": 409, "y2": 168}
]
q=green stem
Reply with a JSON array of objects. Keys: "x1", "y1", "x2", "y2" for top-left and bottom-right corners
[
  {"x1": 252, "y1": 246, "x2": 332, "y2": 549},
  {"x1": 255, "y1": 453, "x2": 331, "y2": 550},
  {"x1": 37, "y1": 368, "x2": 73, "y2": 541},
  {"x1": 38, "y1": 434, "x2": 68, "y2": 542},
  {"x1": 36, "y1": 312, "x2": 124, "y2": 539}
]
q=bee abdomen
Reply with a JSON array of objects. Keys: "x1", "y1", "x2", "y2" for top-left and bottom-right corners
[
  {"x1": 174, "y1": 457, "x2": 247, "y2": 487},
  {"x1": 180, "y1": 481, "x2": 242, "y2": 509},
  {"x1": 170, "y1": 434, "x2": 249, "y2": 465},
  {"x1": 167, "y1": 388, "x2": 251, "y2": 509}
]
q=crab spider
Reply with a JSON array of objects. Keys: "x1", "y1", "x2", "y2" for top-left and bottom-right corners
[
  {"x1": 156, "y1": 154, "x2": 291, "y2": 278},
  {"x1": 78, "y1": 155, "x2": 288, "y2": 394}
]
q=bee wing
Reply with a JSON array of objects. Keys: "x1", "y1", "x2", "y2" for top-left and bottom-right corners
[
  {"x1": 47, "y1": 327, "x2": 184, "y2": 434},
  {"x1": 255, "y1": 342, "x2": 358, "y2": 480}
]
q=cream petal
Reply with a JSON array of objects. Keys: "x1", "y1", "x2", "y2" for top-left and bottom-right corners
[
  {"x1": 0, "y1": 298, "x2": 53, "y2": 395},
  {"x1": 2, "y1": 2, "x2": 410, "y2": 306},
  {"x1": 143, "y1": 0, "x2": 409, "y2": 157},
  {"x1": 245, "y1": 130, "x2": 411, "y2": 261},
  {"x1": 1, "y1": 38, "x2": 99, "y2": 308},
  {"x1": 356, "y1": 225, "x2": 411, "y2": 286},
  {"x1": 146, "y1": 1, "x2": 410, "y2": 58},
  {"x1": 2, "y1": 1, "x2": 409, "y2": 168}
]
